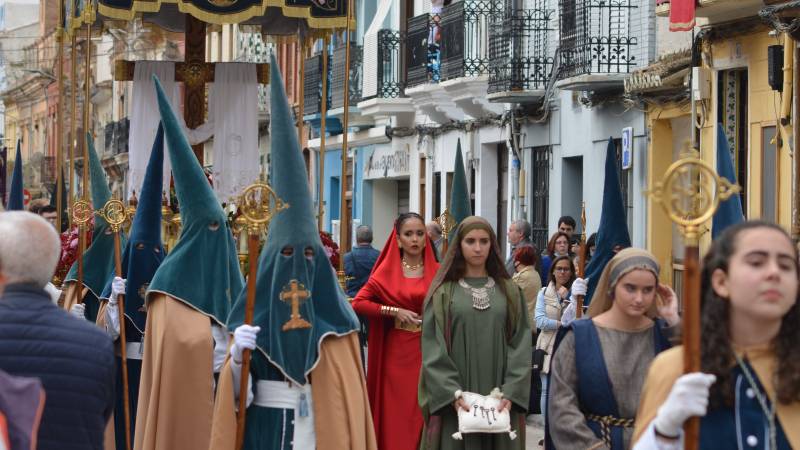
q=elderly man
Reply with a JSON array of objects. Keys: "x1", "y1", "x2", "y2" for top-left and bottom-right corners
[
  {"x1": 426, "y1": 221, "x2": 444, "y2": 260},
  {"x1": 506, "y1": 219, "x2": 535, "y2": 276},
  {"x1": 344, "y1": 225, "x2": 381, "y2": 297},
  {"x1": 0, "y1": 211, "x2": 115, "y2": 450}
]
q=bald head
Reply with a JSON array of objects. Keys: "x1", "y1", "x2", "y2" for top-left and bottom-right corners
[
  {"x1": 0, "y1": 212, "x2": 61, "y2": 289},
  {"x1": 426, "y1": 222, "x2": 443, "y2": 240}
]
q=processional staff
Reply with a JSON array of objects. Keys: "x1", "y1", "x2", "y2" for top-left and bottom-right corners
[
  {"x1": 234, "y1": 182, "x2": 287, "y2": 450},
  {"x1": 648, "y1": 148, "x2": 739, "y2": 450},
  {"x1": 576, "y1": 202, "x2": 587, "y2": 318},
  {"x1": 434, "y1": 209, "x2": 457, "y2": 256},
  {"x1": 98, "y1": 198, "x2": 133, "y2": 450}
]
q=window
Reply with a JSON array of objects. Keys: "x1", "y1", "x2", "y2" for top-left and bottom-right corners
[
  {"x1": 529, "y1": 145, "x2": 550, "y2": 253},
  {"x1": 717, "y1": 69, "x2": 749, "y2": 214},
  {"x1": 762, "y1": 126, "x2": 778, "y2": 221},
  {"x1": 614, "y1": 139, "x2": 633, "y2": 238}
]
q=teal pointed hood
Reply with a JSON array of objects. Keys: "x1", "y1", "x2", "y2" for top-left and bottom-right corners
[
  {"x1": 227, "y1": 55, "x2": 359, "y2": 385},
  {"x1": 65, "y1": 133, "x2": 123, "y2": 298},
  {"x1": 101, "y1": 124, "x2": 165, "y2": 334},
  {"x1": 448, "y1": 139, "x2": 472, "y2": 242},
  {"x1": 147, "y1": 76, "x2": 243, "y2": 325}
]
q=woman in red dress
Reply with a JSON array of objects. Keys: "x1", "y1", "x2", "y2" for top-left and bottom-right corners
[{"x1": 351, "y1": 212, "x2": 440, "y2": 450}]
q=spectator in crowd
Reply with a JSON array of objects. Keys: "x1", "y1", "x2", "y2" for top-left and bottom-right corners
[
  {"x1": 0, "y1": 211, "x2": 115, "y2": 450},
  {"x1": 540, "y1": 231, "x2": 571, "y2": 286},
  {"x1": 558, "y1": 215, "x2": 576, "y2": 238},
  {"x1": 426, "y1": 221, "x2": 444, "y2": 261},
  {"x1": 344, "y1": 225, "x2": 382, "y2": 298},
  {"x1": 506, "y1": 219, "x2": 534, "y2": 276}
]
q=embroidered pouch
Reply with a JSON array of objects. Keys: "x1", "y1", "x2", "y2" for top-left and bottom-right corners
[{"x1": 452, "y1": 388, "x2": 517, "y2": 441}]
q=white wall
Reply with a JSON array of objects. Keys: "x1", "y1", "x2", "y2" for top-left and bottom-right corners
[{"x1": 370, "y1": 179, "x2": 399, "y2": 247}]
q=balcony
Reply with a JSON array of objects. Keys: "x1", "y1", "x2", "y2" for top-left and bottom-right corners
[
  {"x1": 487, "y1": 6, "x2": 555, "y2": 103},
  {"x1": 655, "y1": 0, "x2": 766, "y2": 25},
  {"x1": 358, "y1": 29, "x2": 416, "y2": 127},
  {"x1": 104, "y1": 118, "x2": 129, "y2": 156},
  {"x1": 556, "y1": 0, "x2": 638, "y2": 91},
  {"x1": 404, "y1": 0, "x2": 503, "y2": 124},
  {"x1": 330, "y1": 43, "x2": 363, "y2": 111}
]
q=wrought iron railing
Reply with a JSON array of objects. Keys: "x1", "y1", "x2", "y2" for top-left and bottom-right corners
[
  {"x1": 331, "y1": 43, "x2": 363, "y2": 109},
  {"x1": 303, "y1": 53, "x2": 328, "y2": 116},
  {"x1": 405, "y1": 13, "x2": 438, "y2": 88},
  {"x1": 376, "y1": 30, "x2": 405, "y2": 98},
  {"x1": 558, "y1": 0, "x2": 638, "y2": 80},
  {"x1": 440, "y1": 0, "x2": 497, "y2": 81},
  {"x1": 488, "y1": 6, "x2": 554, "y2": 94},
  {"x1": 103, "y1": 118, "x2": 129, "y2": 155}
]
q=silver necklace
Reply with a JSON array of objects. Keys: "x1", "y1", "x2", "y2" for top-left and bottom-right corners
[
  {"x1": 734, "y1": 353, "x2": 777, "y2": 450},
  {"x1": 458, "y1": 277, "x2": 496, "y2": 310}
]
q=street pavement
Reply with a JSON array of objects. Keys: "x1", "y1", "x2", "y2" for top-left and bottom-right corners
[{"x1": 525, "y1": 415, "x2": 545, "y2": 450}]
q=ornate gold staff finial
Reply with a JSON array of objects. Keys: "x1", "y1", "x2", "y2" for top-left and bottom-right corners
[
  {"x1": 434, "y1": 208, "x2": 457, "y2": 237},
  {"x1": 98, "y1": 198, "x2": 128, "y2": 233},
  {"x1": 71, "y1": 199, "x2": 94, "y2": 230},
  {"x1": 647, "y1": 149, "x2": 740, "y2": 450},
  {"x1": 234, "y1": 181, "x2": 287, "y2": 450}
]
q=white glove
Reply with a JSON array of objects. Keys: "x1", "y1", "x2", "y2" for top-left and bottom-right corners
[
  {"x1": 230, "y1": 324, "x2": 261, "y2": 364},
  {"x1": 570, "y1": 277, "x2": 587, "y2": 300},
  {"x1": 109, "y1": 277, "x2": 126, "y2": 306},
  {"x1": 561, "y1": 301, "x2": 576, "y2": 326},
  {"x1": 652, "y1": 373, "x2": 716, "y2": 437},
  {"x1": 70, "y1": 303, "x2": 86, "y2": 320}
]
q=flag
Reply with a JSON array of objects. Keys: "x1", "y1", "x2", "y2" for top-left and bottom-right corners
[
  {"x1": 448, "y1": 139, "x2": 472, "y2": 242},
  {"x1": 668, "y1": 0, "x2": 695, "y2": 32},
  {"x1": 7, "y1": 141, "x2": 23, "y2": 211},
  {"x1": 584, "y1": 138, "x2": 632, "y2": 304},
  {"x1": 712, "y1": 126, "x2": 744, "y2": 238}
]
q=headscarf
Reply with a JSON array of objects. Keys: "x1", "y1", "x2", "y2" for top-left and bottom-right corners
[
  {"x1": 585, "y1": 247, "x2": 661, "y2": 318},
  {"x1": 426, "y1": 216, "x2": 519, "y2": 330}
]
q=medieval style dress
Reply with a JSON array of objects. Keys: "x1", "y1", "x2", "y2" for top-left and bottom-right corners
[
  {"x1": 208, "y1": 57, "x2": 377, "y2": 450},
  {"x1": 351, "y1": 229, "x2": 440, "y2": 450},
  {"x1": 545, "y1": 248, "x2": 672, "y2": 450},
  {"x1": 633, "y1": 345, "x2": 800, "y2": 449}
]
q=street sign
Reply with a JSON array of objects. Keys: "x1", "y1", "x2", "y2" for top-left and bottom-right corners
[{"x1": 621, "y1": 127, "x2": 633, "y2": 170}]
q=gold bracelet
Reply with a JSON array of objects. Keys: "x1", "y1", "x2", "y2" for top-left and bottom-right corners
[{"x1": 380, "y1": 306, "x2": 398, "y2": 317}]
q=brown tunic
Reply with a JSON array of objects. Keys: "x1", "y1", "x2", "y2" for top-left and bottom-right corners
[{"x1": 548, "y1": 324, "x2": 656, "y2": 450}]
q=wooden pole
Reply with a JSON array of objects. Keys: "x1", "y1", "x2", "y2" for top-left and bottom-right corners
[
  {"x1": 297, "y1": 37, "x2": 306, "y2": 143},
  {"x1": 69, "y1": 33, "x2": 77, "y2": 224},
  {"x1": 318, "y1": 35, "x2": 329, "y2": 230},
  {"x1": 55, "y1": 2, "x2": 65, "y2": 233},
  {"x1": 82, "y1": 22, "x2": 90, "y2": 199},
  {"x1": 338, "y1": 0, "x2": 354, "y2": 263},
  {"x1": 235, "y1": 232, "x2": 260, "y2": 450},
  {"x1": 576, "y1": 202, "x2": 586, "y2": 318},
  {"x1": 113, "y1": 231, "x2": 132, "y2": 450},
  {"x1": 683, "y1": 243, "x2": 701, "y2": 450}
]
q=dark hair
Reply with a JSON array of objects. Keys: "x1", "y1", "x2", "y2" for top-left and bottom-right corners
[
  {"x1": 546, "y1": 231, "x2": 571, "y2": 258},
  {"x1": 514, "y1": 245, "x2": 538, "y2": 267},
  {"x1": 558, "y1": 216, "x2": 576, "y2": 229},
  {"x1": 38, "y1": 205, "x2": 57, "y2": 214},
  {"x1": 395, "y1": 212, "x2": 424, "y2": 234},
  {"x1": 700, "y1": 221, "x2": 800, "y2": 407},
  {"x1": 587, "y1": 232, "x2": 597, "y2": 249},
  {"x1": 548, "y1": 255, "x2": 576, "y2": 289}
]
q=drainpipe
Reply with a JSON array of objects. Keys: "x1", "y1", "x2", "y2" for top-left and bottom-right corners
[
  {"x1": 507, "y1": 108, "x2": 522, "y2": 221},
  {"x1": 778, "y1": 34, "x2": 797, "y2": 235}
]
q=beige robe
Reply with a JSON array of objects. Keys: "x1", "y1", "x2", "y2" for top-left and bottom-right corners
[
  {"x1": 134, "y1": 293, "x2": 216, "y2": 450},
  {"x1": 209, "y1": 332, "x2": 377, "y2": 450}
]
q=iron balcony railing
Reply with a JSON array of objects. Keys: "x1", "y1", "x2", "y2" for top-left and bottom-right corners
[
  {"x1": 558, "y1": 0, "x2": 638, "y2": 80},
  {"x1": 303, "y1": 53, "x2": 325, "y2": 116},
  {"x1": 331, "y1": 43, "x2": 363, "y2": 110},
  {"x1": 406, "y1": 0, "x2": 500, "y2": 89},
  {"x1": 361, "y1": 29, "x2": 405, "y2": 99},
  {"x1": 103, "y1": 117, "x2": 129, "y2": 155},
  {"x1": 488, "y1": 6, "x2": 554, "y2": 94}
]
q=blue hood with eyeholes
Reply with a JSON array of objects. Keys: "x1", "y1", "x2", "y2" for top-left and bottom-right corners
[
  {"x1": 147, "y1": 76, "x2": 243, "y2": 325},
  {"x1": 100, "y1": 124, "x2": 165, "y2": 333},
  {"x1": 226, "y1": 55, "x2": 359, "y2": 386}
]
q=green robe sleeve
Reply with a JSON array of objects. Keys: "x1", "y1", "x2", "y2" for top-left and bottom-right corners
[
  {"x1": 501, "y1": 284, "x2": 532, "y2": 411},
  {"x1": 420, "y1": 284, "x2": 464, "y2": 415}
]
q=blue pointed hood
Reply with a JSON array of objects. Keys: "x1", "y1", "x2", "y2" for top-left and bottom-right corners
[
  {"x1": 147, "y1": 76, "x2": 243, "y2": 325},
  {"x1": 712, "y1": 126, "x2": 744, "y2": 238},
  {"x1": 448, "y1": 139, "x2": 472, "y2": 242},
  {"x1": 7, "y1": 140, "x2": 23, "y2": 210},
  {"x1": 101, "y1": 124, "x2": 165, "y2": 334},
  {"x1": 65, "y1": 133, "x2": 123, "y2": 298},
  {"x1": 227, "y1": 55, "x2": 359, "y2": 386},
  {"x1": 584, "y1": 138, "x2": 631, "y2": 304}
]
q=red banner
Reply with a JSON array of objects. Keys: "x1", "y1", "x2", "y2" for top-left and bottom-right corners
[{"x1": 669, "y1": 0, "x2": 696, "y2": 32}]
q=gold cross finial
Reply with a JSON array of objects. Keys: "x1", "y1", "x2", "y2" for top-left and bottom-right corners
[
  {"x1": 435, "y1": 208, "x2": 457, "y2": 236},
  {"x1": 279, "y1": 280, "x2": 312, "y2": 331}
]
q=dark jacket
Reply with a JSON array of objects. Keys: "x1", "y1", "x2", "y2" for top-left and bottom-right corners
[
  {"x1": 0, "y1": 283, "x2": 115, "y2": 450},
  {"x1": 343, "y1": 245, "x2": 380, "y2": 297}
]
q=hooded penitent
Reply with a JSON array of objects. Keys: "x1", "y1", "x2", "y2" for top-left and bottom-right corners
[
  {"x1": 147, "y1": 77, "x2": 243, "y2": 325},
  {"x1": 7, "y1": 140, "x2": 23, "y2": 211},
  {"x1": 65, "y1": 133, "x2": 122, "y2": 299},
  {"x1": 448, "y1": 139, "x2": 472, "y2": 242},
  {"x1": 226, "y1": 55, "x2": 360, "y2": 386},
  {"x1": 100, "y1": 124, "x2": 165, "y2": 334},
  {"x1": 584, "y1": 138, "x2": 631, "y2": 304}
]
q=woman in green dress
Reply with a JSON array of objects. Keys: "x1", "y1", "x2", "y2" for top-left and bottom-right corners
[{"x1": 419, "y1": 216, "x2": 532, "y2": 450}]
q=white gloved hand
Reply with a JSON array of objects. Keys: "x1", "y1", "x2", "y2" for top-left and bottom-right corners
[
  {"x1": 560, "y1": 301, "x2": 576, "y2": 326},
  {"x1": 109, "y1": 277, "x2": 126, "y2": 306},
  {"x1": 230, "y1": 325, "x2": 261, "y2": 364},
  {"x1": 653, "y1": 373, "x2": 716, "y2": 437},
  {"x1": 569, "y1": 277, "x2": 588, "y2": 301},
  {"x1": 70, "y1": 303, "x2": 86, "y2": 320}
]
